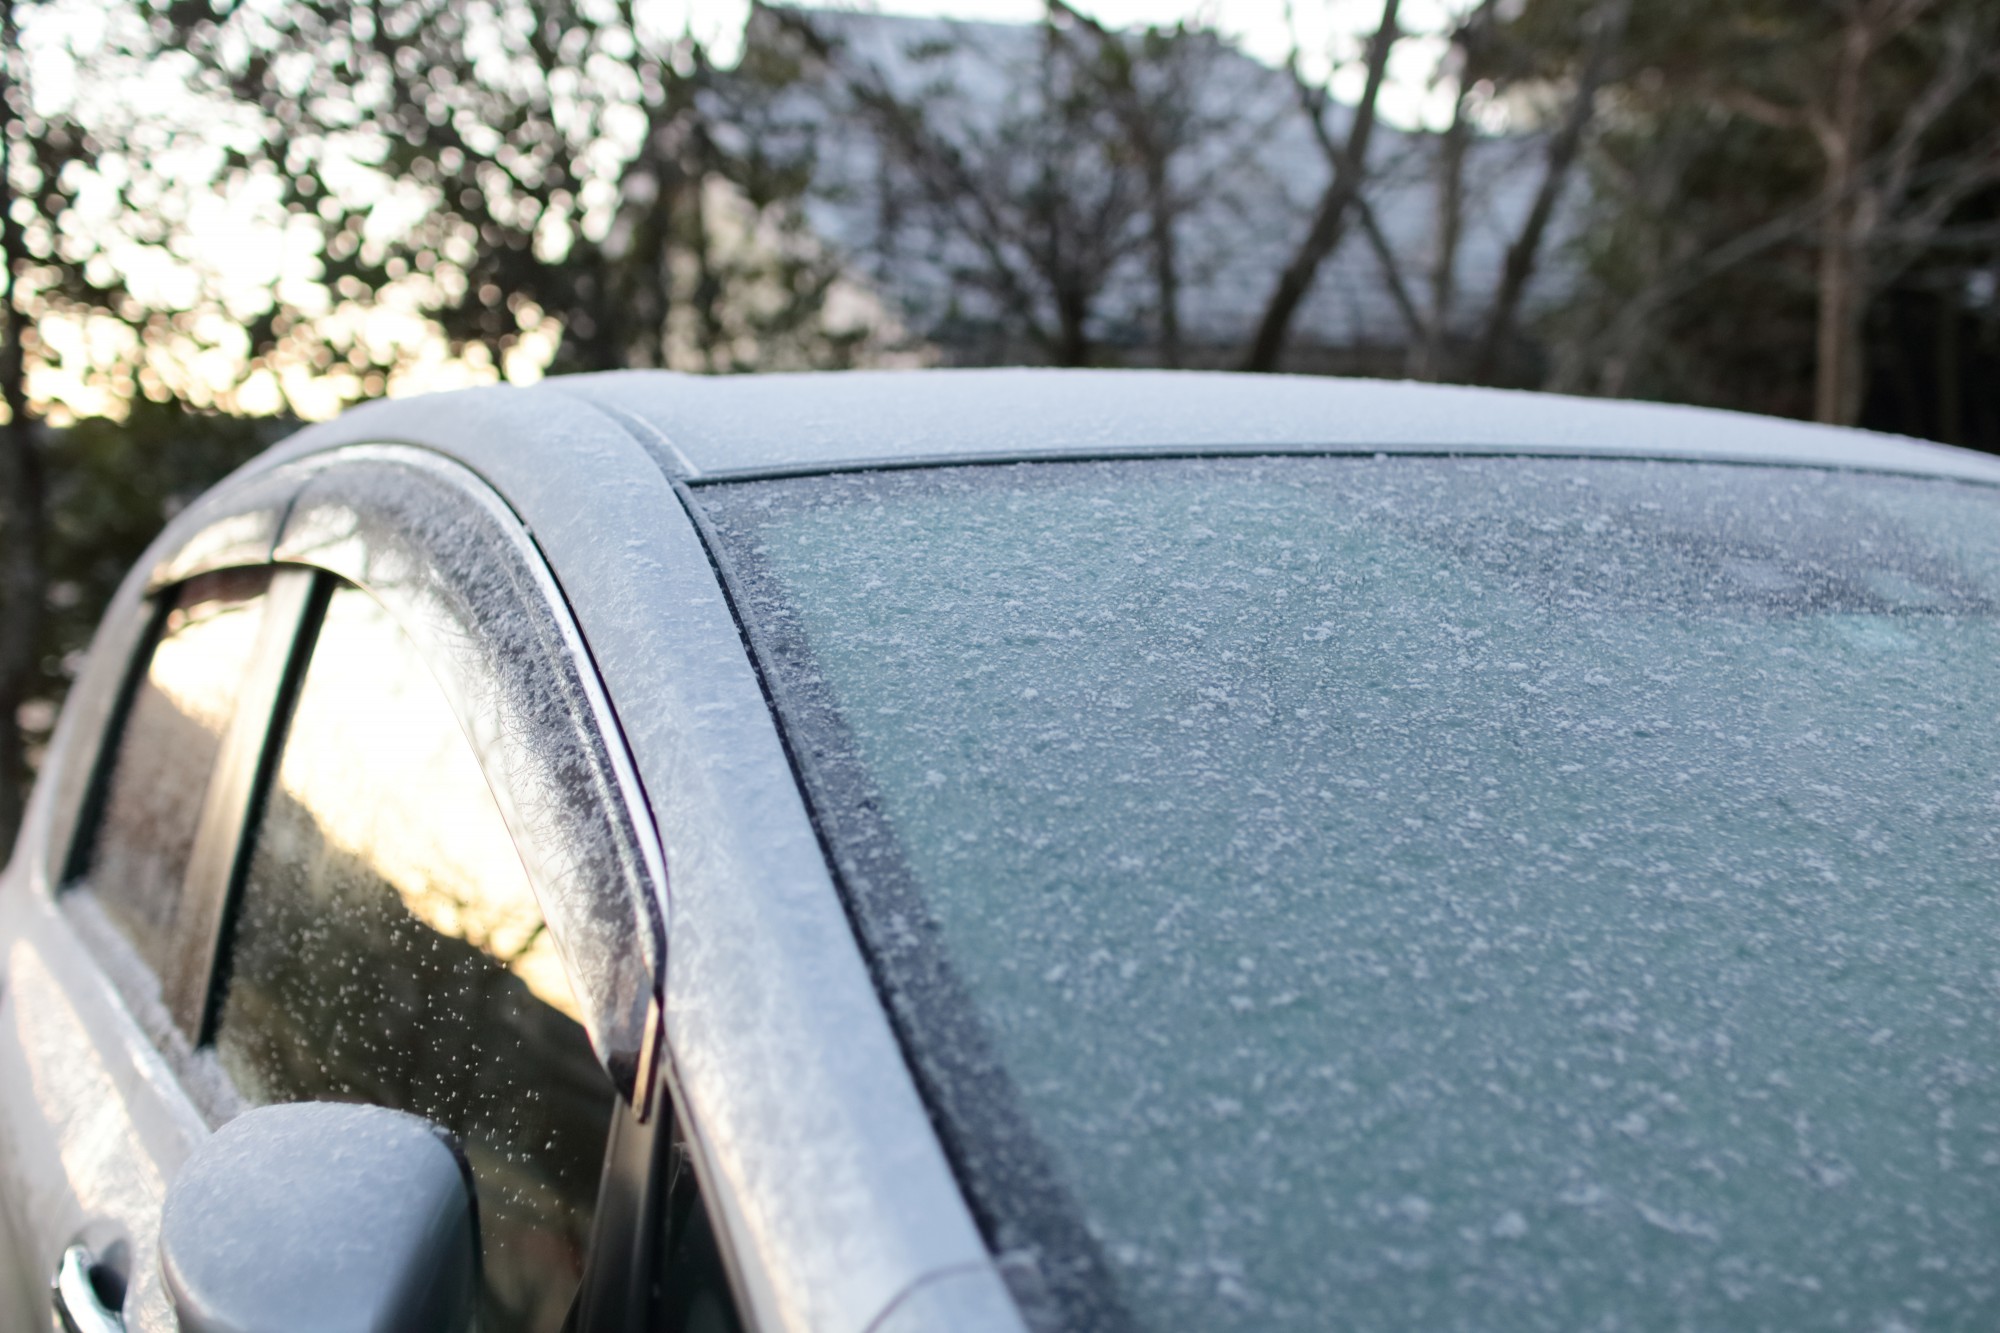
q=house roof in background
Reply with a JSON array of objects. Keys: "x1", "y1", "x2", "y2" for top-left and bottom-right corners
[{"x1": 780, "y1": 8, "x2": 1554, "y2": 353}]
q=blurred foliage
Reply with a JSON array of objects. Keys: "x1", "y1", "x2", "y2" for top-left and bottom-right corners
[
  {"x1": 41, "y1": 402, "x2": 274, "y2": 670},
  {"x1": 766, "y1": 5, "x2": 1205, "y2": 367},
  {"x1": 21, "y1": 401, "x2": 277, "y2": 753},
  {"x1": 156, "y1": 0, "x2": 905, "y2": 382},
  {"x1": 1540, "y1": 0, "x2": 2000, "y2": 439},
  {"x1": 2, "y1": 0, "x2": 915, "y2": 853}
]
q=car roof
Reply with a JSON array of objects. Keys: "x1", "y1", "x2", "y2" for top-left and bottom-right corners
[
  {"x1": 545, "y1": 368, "x2": 2000, "y2": 485},
  {"x1": 275, "y1": 367, "x2": 2000, "y2": 490}
]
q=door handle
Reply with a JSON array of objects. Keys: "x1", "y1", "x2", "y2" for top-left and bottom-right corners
[{"x1": 52, "y1": 1243, "x2": 126, "y2": 1333}]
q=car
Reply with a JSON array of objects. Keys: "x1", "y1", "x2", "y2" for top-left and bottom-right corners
[{"x1": 6, "y1": 368, "x2": 2000, "y2": 1333}]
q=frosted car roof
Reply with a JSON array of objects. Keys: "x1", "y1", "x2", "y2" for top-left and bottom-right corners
[
  {"x1": 549, "y1": 368, "x2": 2000, "y2": 485},
  {"x1": 271, "y1": 368, "x2": 2000, "y2": 491}
]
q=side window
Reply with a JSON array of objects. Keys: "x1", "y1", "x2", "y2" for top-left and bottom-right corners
[
  {"x1": 657, "y1": 1132, "x2": 746, "y2": 1333},
  {"x1": 73, "y1": 567, "x2": 273, "y2": 981},
  {"x1": 211, "y1": 583, "x2": 615, "y2": 1333}
]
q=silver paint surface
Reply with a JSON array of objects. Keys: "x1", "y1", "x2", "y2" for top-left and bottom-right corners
[
  {"x1": 160, "y1": 1103, "x2": 478, "y2": 1333},
  {"x1": 864, "y1": 1266, "x2": 1026, "y2": 1333},
  {"x1": 558, "y1": 367, "x2": 2000, "y2": 484},
  {"x1": 0, "y1": 484, "x2": 319, "y2": 1333}
]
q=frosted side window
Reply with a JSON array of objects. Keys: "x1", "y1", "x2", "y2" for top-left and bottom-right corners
[
  {"x1": 213, "y1": 583, "x2": 614, "y2": 1333},
  {"x1": 78, "y1": 567, "x2": 272, "y2": 979}
]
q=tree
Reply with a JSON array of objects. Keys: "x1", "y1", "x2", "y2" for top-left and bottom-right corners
[
  {"x1": 768, "y1": 5, "x2": 1141, "y2": 366},
  {"x1": 1466, "y1": 0, "x2": 1630, "y2": 382},
  {"x1": 1, "y1": 0, "x2": 910, "y2": 858},
  {"x1": 0, "y1": 0, "x2": 41, "y2": 854},
  {"x1": 1323, "y1": 0, "x2": 1633, "y2": 386},
  {"x1": 0, "y1": 0, "x2": 137, "y2": 855},
  {"x1": 1042, "y1": 1, "x2": 1225, "y2": 367},
  {"x1": 1704, "y1": 0, "x2": 2000, "y2": 425},
  {"x1": 1406, "y1": 0, "x2": 1497, "y2": 382},
  {"x1": 163, "y1": 0, "x2": 892, "y2": 385},
  {"x1": 35, "y1": 401, "x2": 275, "y2": 725},
  {"x1": 1539, "y1": 0, "x2": 2000, "y2": 432},
  {"x1": 764, "y1": 3, "x2": 1263, "y2": 367},
  {"x1": 1239, "y1": 0, "x2": 1402, "y2": 373}
]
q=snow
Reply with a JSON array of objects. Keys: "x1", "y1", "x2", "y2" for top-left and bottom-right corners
[{"x1": 702, "y1": 454, "x2": 2000, "y2": 1330}]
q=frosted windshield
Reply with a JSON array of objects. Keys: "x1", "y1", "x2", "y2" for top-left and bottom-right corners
[{"x1": 699, "y1": 457, "x2": 2000, "y2": 1332}]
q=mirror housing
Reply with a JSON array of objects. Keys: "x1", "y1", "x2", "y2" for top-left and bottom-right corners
[{"x1": 159, "y1": 1102, "x2": 478, "y2": 1333}]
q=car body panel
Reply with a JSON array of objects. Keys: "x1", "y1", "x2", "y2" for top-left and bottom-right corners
[
  {"x1": 242, "y1": 384, "x2": 1017, "y2": 1333},
  {"x1": 0, "y1": 473, "x2": 314, "y2": 1332},
  {"x1": 0, "y1": 1148, "x2": 38, "y2": 1331},
  {"x1": 0, "y1": 883, "x2": 203, "y2": 1332}
]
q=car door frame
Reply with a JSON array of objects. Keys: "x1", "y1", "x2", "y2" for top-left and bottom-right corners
[{"x1": 2, "y1": 444, "x2": 690, "y2": 1331}]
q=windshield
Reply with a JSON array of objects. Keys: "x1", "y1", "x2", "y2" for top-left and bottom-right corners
[{"x1": 696, "y1": 456, "x2": 2000, "y2": 1332}]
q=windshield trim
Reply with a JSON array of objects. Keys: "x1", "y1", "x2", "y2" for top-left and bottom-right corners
[
  {"x1": 681, "y1": 444, "x2": 2000, "y2": 489},
  {"x1": 678, "y1": 471, "x2": 1141, "y2": 1332}
]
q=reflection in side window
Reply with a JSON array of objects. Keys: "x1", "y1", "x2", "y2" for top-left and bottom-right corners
[
  {"x1": 213, "y1": 584, "x2": 614, "y2": 1333},
  {"x1": 78, "y1": 567, "x2": 272, "y2": 980},
  {"x1": 658, "y1": 1129, "x2": 746, "y2": 1333}
]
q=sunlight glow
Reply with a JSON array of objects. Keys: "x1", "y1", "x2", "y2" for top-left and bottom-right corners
[
  {"x1": 147, "y1": 592, "x2": 267, "y2": 739},
  {"x1": 17, "y1": 0, "x2": 1476, "y2": 422},
  {"x1": 274, "y1": 589, "x2": 584, "y2": 1022}
]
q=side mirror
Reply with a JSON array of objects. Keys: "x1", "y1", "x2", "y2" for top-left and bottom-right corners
[{"x1": 158, "y1": 1102, "x2": 479, "y2": 1333}]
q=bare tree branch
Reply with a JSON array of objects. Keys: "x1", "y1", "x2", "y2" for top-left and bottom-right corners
[
  {"x1": 1047, "y1": 0, "x2": 1189, "y2": 364},
  {"x1": 775, "y1": 6, "x2": 1151, "y2": 364},
  {"x1": 1579, "y1": 99, "x2": 1996, "y2": 401},
  {"x1": 1240, "y1": 0, "x2": 1401, "y2": 373},
  {"x1": 1469, "y1": 0, "x2": 1630, "y2": 384},
  {"x1": 1285, "y1": 45, "x2": 1424, "y2": 344},
  {"x1": 1410, "y1": 0, "x2": 1495, "y2": 381}
]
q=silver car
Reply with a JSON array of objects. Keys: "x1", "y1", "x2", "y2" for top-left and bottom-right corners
[{"x1": 7, "y1": 370, "x2": 2000, "y2": 1333}]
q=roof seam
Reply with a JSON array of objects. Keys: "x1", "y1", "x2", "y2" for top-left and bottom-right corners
[
  {"x1": 682, "y1": 442, "x2": 2000, "y2": 489},
  {"x1": 543, "y1": 380, "x2": 704, "y2": 479}
]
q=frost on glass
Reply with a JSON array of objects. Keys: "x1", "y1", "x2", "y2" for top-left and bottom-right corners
[
  {"x1": 78, "y1": 566, "x2": 272, "y2": 980},
  {"x1": 275, "y1": 456, "x2": 665, "y2": 1100},
  {"x1": 214, "y1": 585, "x2": 613, "y2": 1333},
  {"x1": 701, "y1": 458, "x2": 2000, "y2": 1332}
]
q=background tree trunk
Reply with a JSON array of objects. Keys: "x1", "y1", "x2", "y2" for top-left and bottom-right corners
[
  {"x1": 0, "y1": 0, "x2": 43, "y2": 863},
  {"x1": 1411, "y1": 0, "x2": 1494, "y2": 382},
  {"x1": 1470, "y1": 0, "x2": 1629, "y2": 384},
  {"x1": 1811, "y1": 11, "x2": 1876, "y2": 425},
  {"x1": 1240, "y1": 0, "x2": 1400, "y2": 373}
]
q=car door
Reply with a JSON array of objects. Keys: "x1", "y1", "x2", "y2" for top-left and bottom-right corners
[
  {"x1": 2, "y1": 446, "x2": 680, "y2": 1331},
  {"x1": 0, "y1": 556, "x2": 315, "y2": 1330},
  {"x1": 203, "y1": 573, "x2": 620, "y2": 1332}
]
